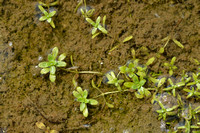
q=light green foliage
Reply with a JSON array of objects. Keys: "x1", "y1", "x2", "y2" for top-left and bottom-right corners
[
  {"x1": 187, "y1": 73, "x2": 200, "y2": 87},
  {"x1": 73, "y1": 87, "x2": 98, "y2": 117},
  {"x1": 80, "y1": 8, "x2": 95, "y2": 18},
  {"x1": 178, "y1": 120, "x2": 199, "y2": 133},
  {"x1": 86, "y1": 16, "x2": 107, "y2": 39},
  {"x1": 124, "y1": 74, "x2": 151, "y2": 98},
  {"x1": 38, "y1": 47, "x2": 67, "y2": 82},
  {"x1": 163, "y1": 78, "x2": 185, "y2": 96},
  {"x1": 183, "y1": 87, "x2": 200, "y2": 99},
  {"x1": 162, "y1": 35, "x2": 184, "y2": 49},
  {"x1": 38, "y1": 5, "x2": 56, "y2": 28},
  {"x1": 178, "y1": 105, "x2": 200, "y2": 133},
  {"x1": 105, "y1": 71, "x2": 124, "y2": 91},
  {"x1": 164, "y1": 57, "x2": 177, "y2": 76},
  {"x1": 156, "y1": 100, "x2": 179, "y2": 121}
]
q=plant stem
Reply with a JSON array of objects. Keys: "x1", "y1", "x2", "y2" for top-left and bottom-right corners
[
  {"x1": 93, "y1": 89, "x2": 130, "y2": 98},
  {"x1": 61, "y1": 68, "x2": 103, "y2": 75}
]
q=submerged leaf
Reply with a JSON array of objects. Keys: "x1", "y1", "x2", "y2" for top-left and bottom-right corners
[
  {"x1": 49, "y1": 74, "x2": 56, "y2": 82},
  {"x1": 172, "y1": 39, "x2": 184, "y2": 49},
  {"x1": 89, "y1": 99, "x2": 98, "y2": 105},
  {"x1": 36, "y1": 122, "x2": 46, "y2": 130},
  {"x1": 123, "y1": 35, "x2": 133, "y2": 43},
  {"x1": 83, "y1": 107, "x2": 88, "y2": 117}
]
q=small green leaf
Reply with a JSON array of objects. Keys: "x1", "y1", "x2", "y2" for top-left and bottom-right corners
[
  {"x1": 146, "y1": 57, "x2": 155, "y2": 66},
  {"x1": 102, "y1": 15, "x2": 106, "y2": 27},
  {"x1": 52, "y1": 47, "x2": 58, "y2": 59},
  {"x1": 98, "y1": 25, "x2": 107, "y2": 34},
  {"x1": 49, "y1": 74, "x2": 56, "y2": 82},
  {"x1": 38, "y1": 62, "x2": 49, "y2": 68},
  {"x1": 135, "y1": 92, "x2": 144, "y2": 99},
  {"x1": 92, "y1": 28, "x2": 97, "y2": 35},
  {"x1": 77, "y1": 98, "x2": 85, "y2": 103},
  {"x1": 144, "y1": 89, "x2": 151, "y2": 97},
  {"x1": 47, "y1": 18, "x2": 52, "y2": 23},
  {"x1": 171, "y1": 57, "x2": 176, "y2": 65},
  {"x1": 56, "y1": 61, "x2": 67, "y2": 67},
  {"x1": 50, "y1": 20, "x2": 55, "y2": 28},
  {"x1": 172, "y1": 39, "x2": 184, "y2": 49},
  {"x1": 92, "y1": 32, "x2": 101, "y2": 39},
  {"x1": 159, "y1": 47, "x2": 164, "y2": 54},
  {"x1": 58, "y1": 53, "x2": 66, "y2": 61},
  {"x1": 36, "y1": 122, "x2": 46, "y2": 130},
  {"x1": 80, "y1": 102, "x2": 86, "y2": 111},
  {"x1": 83, "y1": 107, "x2": 88, "y2": 117},
  {"x1": 38, "y1": 5, "x2": 48, "y2": 15},
  {"x1": 50, "y1": 66, "x2": 56, "y2": 75},
  {"x1": 39, "y1": 16, "x2": 47, "y2": 21},
  {"x1": 96, "y1": 16, "x2": 101, "y2": 25},
  {"x1": 86, "y1": 18, "x2": 96, "y2": 26},
  {"x1": 106, "y1": 102, "x2": 114, "y2": 108},
  {"x1": 73, "y1": 91, "x2": 82, "y2": 99},
  {"x1": 83, "y1": 90, "x2": 88, "y2": 99},
  {"x1": 89, "y1": 99, "x2": 98, "y2": 105},
  {"x1": 40, "y1": 68, "x2": 50, "y2": 74},
  {"x1": 48, "y1": 54, "x2": 54, "y2": 61},
  {"x1": 157, "y1": 77, "x2": 166, "y2": 88},
  {"x1": 48, "y1": 11, "x2": 56, "y2": 17},
  {"x1": 77, "y1": 87, "x2": 83, "y2": 93},
  {"x1": 169, "y1": 69, "x2": 173, "y2": 76},
  {"x1": 122, "y1": 35, "x2": 133, "y2": 43}
]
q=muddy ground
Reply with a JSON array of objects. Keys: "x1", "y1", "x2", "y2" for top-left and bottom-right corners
[{"x1": 0, "y1": 0, "x2": 200, "y2": 132}]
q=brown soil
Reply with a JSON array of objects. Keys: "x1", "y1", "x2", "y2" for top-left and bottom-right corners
[{"x1": 0, "y1": 0, "x2": 200, "y2": 133}]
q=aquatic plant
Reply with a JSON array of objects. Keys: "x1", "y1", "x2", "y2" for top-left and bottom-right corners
[
  {"x1": 80, "y1": 7, "x2": 95, "y2": 18},
  {"x1": 183, "y1": 87, "x2": 200, "y2": 99},
  {"x1": 105, "y1": 71, "x2": 124, "y2": 91},
  {"x1": 156, "y1": 100, "x2": 179, "y2": 121},
  {"x1": 86, "y1": 16, "x2": 107, "y2": 39},
  {"x1": 162, "y1": 35, "x2": 184, "y2": 49},
  {"x1": 163, "y1": 78, "x2": 185, "y2": 96},
  {"x1": 38, "y1": 5, "x2": 56, "y2": 28},
  {"x1": 38, "y1": 47, "x2": 67, "y2": 82},
  {"x1": 164, "y1": 57, "x2": 177, "y2": 76},
  {"x1": 73, "y1": 86, "x2": 98, "y2": 117},
  {"x1": 36, "y1": 122, "x2": 59, "y2": 133},
  {"x1": 187, "y1": 73, "x2": 200, "y2": 87}
]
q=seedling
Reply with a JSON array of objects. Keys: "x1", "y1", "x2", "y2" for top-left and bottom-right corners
[
  {"x1": 164, "y1": 57, "x2": 177, "y2": 76},
  {"x1": 162, "y1": 35, "x2": 184, "y2": 49},
  {"x1": 86, "y1": 16, "x2": 107, "y2": 39},
  {"x1": 124, "y1": 74, "x2": 151, "y2": 98},
  {"x1": 156, "y1": 100, "x2": 179, "y2": 121},
  {"x1": 73, "y1": 86, "x2": 98, "y2": 117},
  {"x1": 183, "y1": 87, "x2": 200, "y2": 99},
  {"x1": 187, "y1": 73, "x2": 200, "y2": 88},
  {"x1": 38, "y1": 5, "x2": 56, "y2": 28},
  {"x1": 80, "y1": 8, "x2": 95, "y2": 18},
  {"x1": 163, "y1": 78, "x2": 185, "y2": 96},
  {"x1": 36, "y1": 122, "x2": 59, "y2": 133},
  {"x1": 105, "y1": 71, "x2": 124, "y2": 91},
  {"x1": 119, "y1": 61, "x2": 136, "y2": 78},
  {"x1": 177, "y1": 120, "x2": 199, "y2": 133},
  {"x1": 38, "y1": 47, "x2": 67, "y2": 82}
]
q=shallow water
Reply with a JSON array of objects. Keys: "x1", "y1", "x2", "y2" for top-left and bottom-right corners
[{"x1": 0, "y1": 0, "x2": 200, "y2": 132}]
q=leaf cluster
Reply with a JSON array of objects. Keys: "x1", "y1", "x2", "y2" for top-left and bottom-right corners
[
  {"x1": 38, "y1": 47, "x2": 67, "y2": 82},
  {"x1": 73, "y1": 87, "x2": 98, "y2": 117},
  {"x1": 86, "y1": 16, "x2": 107, "y2": 39},
  {"x1": 164, "y1": 57, "x2": 177, "y2": 76},
  {"x1": 38, "y1": 5, "x2": 56, "y2": 28}
]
